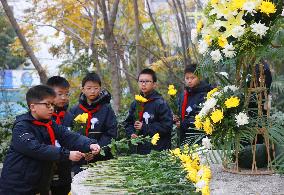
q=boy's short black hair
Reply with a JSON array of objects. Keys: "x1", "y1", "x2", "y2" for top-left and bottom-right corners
[
  {"x1": 26, "y1": 85, "x2": 56, "y2": 106},
  {"x1": 138, "y1": 68, "x2": 157, "y2": 82},
  {"x1": 82, "y1": 72, "x2": 101, "y2": 87},
  {"x1": 46, "y1": 76, "x2": 70, "y2": 88},
  {"x1": 184, "y1": 64, "x2": 197, "y2": 74}
]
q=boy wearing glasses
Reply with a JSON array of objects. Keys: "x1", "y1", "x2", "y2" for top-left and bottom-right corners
[
  {"x1": 70, "y1": 72, "x2": 117, "y2": 175},
  {"x1": 0, "y1": 85, "x2": 100, "y2": 195},
  {"x1": 47, "y1": 76, "x2": 73, "y2": 195},
  {"x1": 124, "y1": 68, "x2": 173, "y2": 154},
  {"x1": 175, "y1": 64, "x2": 212, "y2": 145}
]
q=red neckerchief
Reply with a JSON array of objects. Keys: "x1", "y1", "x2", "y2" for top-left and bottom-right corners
[
  {"x1": 32, "y1": 120, "x2": 55, "y2": 145},
  {"x1": 79, "y1": 104, "x2": 101, "y2": 136},
  {"x1": 138, "y1": 99, "x2": 154, "y2": 122},
  {"x1": 181, "y1": 90, "x2": 189, "y2": 121},
  {"x1": 52, "y1": 111, "x2": 65, "y2": 125}
]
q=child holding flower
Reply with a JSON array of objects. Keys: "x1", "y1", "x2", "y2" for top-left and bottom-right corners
[
  {"x1": 70, "y1": 72, "x2": 117, "y2": 175},
  {"x1": 175, "y1": 64, "x2": 212, "y2": 145},
  {"x1": 124, "y1": 68, "x2": 173, "y2": 154}
]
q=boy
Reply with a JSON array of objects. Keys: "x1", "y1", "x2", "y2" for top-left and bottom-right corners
[
  {"x1": 124, "y1": 68, "x2": 173, "y2": 155},
  {"x1": 0, "y1": 85, "x2": 100, "y2": 195},
  {"x1": 176, "y1": 64, "x2": 212, "y2": 145},
  {"x1": 47, "y1": 76, "x2": 73, "y2": 195},
  {"x1": 70, "y1": 72, "x2": 117, "y2": 175}
]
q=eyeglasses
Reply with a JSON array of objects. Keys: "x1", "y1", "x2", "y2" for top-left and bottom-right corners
[
  {"x1": 33, "y1": 103, "x2": 55, "y2": 109},
  {"x1": 138, "y1": 80, "x2": 153, "y2": 85}
]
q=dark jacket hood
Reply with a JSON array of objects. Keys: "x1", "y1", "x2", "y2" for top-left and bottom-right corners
[{"x1": 79, "y1": 89, "x2": 111, "y2": 109}]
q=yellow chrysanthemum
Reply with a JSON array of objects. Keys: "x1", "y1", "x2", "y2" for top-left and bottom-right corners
[
  {"x1": 74, "y1": 113, "x2": 88, "y2": 123},
  {"x1": 206, "y1": 88, "x2": 218, "y2": 99},
  {"x1": 194, "y1": 115, "x2": 203, "y2": 129},
  {"x1": 168, "y1": 88, "x2": 177, "y2": 96},
  {"x1": 201, "y1": 185, "x2": 210, "y2": 195},
  {"x1": 224, "y1": 96, "x2": 240, "y2": 108},
  {"x1": 183, "y1": 144, "x2": 189, "y2": 154},
  {"x1": 218, "y1": 37, "x2": 228, "y2": 48},
  {"x1": 210, "y1": 109, "x2": 224, "y2": 123},
  {"x1": 210, "y1": 0, "x2": 219, "y2": 5},
  {"x1": 197, "y1": 20, "x2": 203, "y2": 33},
  {"x1": 231, "y1": 0, "x2": 246, "y2": 10},
  {"x1": 168, "y1": 84, "x2": 175, "y2": 90},
  {"x1": 203, "y1": 118, "x2": 213, "y2": 135},
  {"x1": 135, "y1": 95, "x2": 148, "y2": 103},
  {"x1": 170, "y1": 148, "x2": 181, "y2": 156},
  {"x1": 151, "y1": 133, "x2": 160, "y2": 145},
  {"x1": 204, "y1": 35, "x2": 212, "y2": 45},
  {"x1": 259, "y1": 1, "x2": 276, "y2": 16}
]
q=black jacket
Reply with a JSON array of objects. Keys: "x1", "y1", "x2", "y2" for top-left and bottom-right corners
[
  {"x1": 178, "y1": 81, "x2": 212, "y2": 143},
  {"x1": 124, "y1": 90, "x2": 173, "y2": 154},
  {"x1": 0, "y1": 112, "x2": 97, "y2": 194},
  {"x1": 70, "y1": 90, "x2": 117, "y2": 174},
  {"x1": 51, "y1": 106, "x2": 73, "y2": 187}
]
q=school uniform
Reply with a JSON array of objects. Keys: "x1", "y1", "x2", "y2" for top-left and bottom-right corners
[
  {"x1": 0, "y1": 112, "x2": 97, "y2": 195},
  {"x1": 124, "y1": 90, "x2": 173, "y2": 154},
  {"x1": 178, "y1": 81, "x2": 212, "y2": 144},
  {"x1": 70, "y1": 90, "x2": 117, "y2": 175}
]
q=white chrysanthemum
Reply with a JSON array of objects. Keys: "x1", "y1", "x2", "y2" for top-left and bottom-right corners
[
  {"x1": 216, "y1": 72, "x2": 229, "y2": 79},
  {"x1": 222, "y1": 43, "x2": 236, "y2": 58},
  {"x1": 202, "y1": 136, "x2": 212, "y2": 150},
  {"x1": 198, "y1": 40, "x2": 209, "y2": 55},
  {"x1": 210, "y1": 49, "x2": 222, "y2": 63},
  {"x1": 191, "y1": 29, "x2": 198, "y2": 44},
  {"x1": 243, "y1": 1, "x2": 257, "y2": 15},
  {"x1": 213, "y1": 20, "x2": 223, "y2": 30},
  {"x1": 281, "y1": 7, "x2": 284, "y2": 16},
  {"x1": 231, "y1": 26, "x2": 245, "y2": 38},
  {"x1": 223, "y1": 85, "x2": 238, "y2": 92},
  {"x1": 250, "y1": 22, "x2": 269, "y2": 38},
  {"x1": 199, "y1": 98, "x2": 217, "y2": 117},
  {"x1": 195, "y1": 180, "x2": 206, "y2": 189},
  {"x1": 235, "y1": 112, "x2": 249, "y2": 127}
]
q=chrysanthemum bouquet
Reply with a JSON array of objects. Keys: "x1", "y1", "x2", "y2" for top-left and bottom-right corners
[
  {"x1": 193, "y1": 0, "x2": 283, "y2": 63},
  {"x1": 134, "y1": 94, "x2": 148, "y2": 121},
  {"x1": 194, "y1": 85, "x2": 254, "y2": 145},
  {"x1": 73, "y1": 113, "x2": 88, "y2": 135}
]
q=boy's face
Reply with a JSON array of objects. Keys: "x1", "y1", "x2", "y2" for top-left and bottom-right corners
[
  {"x1": 185, "y1": 72, "x2": 200, "y2": 88},
  {"x1": 53, "y1": 86, "x2": 70, "y2": 108},
  {"x1": 138, "y1": 74, "x2": 156, "y2": 95},
  {"x1": 30, "y1": 96, "x2": 55, "y2": 120},
  {"x1": 82, "y1": 81, "x2": 101, "y2": 102}
]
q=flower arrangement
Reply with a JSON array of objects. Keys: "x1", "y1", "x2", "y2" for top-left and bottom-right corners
[
  {"x1": 194, "y1": 85, "x2": 251, "y2": 138},
  {"x1": 193, "y1": 0, "x2": 283, "y2": 63}
]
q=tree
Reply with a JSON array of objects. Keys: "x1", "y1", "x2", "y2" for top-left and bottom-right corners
[{"x1": 0, "y1": 9, "x2": 25, "y2": 69}]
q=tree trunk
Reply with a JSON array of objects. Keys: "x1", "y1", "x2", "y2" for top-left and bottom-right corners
[
  {"x1": 99, "y1": 0, "x2": 121, "y2": 112},
  {"x1": 0, "y1": 0, "x2": 48, "y2": 83},
  {"x1": 133, "y1": 0, "x2": 141, "y2": 75}
]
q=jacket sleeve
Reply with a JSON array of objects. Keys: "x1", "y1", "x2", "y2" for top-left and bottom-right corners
[
  {"x1": 124, "y1": 101, "x2": 136, "y2": 137},
  {"x1": 98, "y1": 105, "x2": 118, "y2": 146},
  {"x1": 142, "y1": 100, "x2": 173, "y2": 137},
  {"x1": 55, "y1": 124, "x2": 97, "y2": 152},
  {"x1": 12, "y1": 122, "x2": 69, "y2": 161}
]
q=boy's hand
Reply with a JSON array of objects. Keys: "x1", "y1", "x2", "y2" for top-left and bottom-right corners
[
  {"x1": 176, "y1": 120, "x2": 180, "y2": 128},
  {"x1": 131, "y1": 134, "x2": 138, "y2": 139},
  {"x1": 134, "y1": 121, "x2": 143, "y2": 130},
  {"x1": 85, "y1": 153, "x2": 94, "y2": 161},
  {"x1": 69, "y1": 151, "x2": 85, "y2": 161},
  {"x1": 173, "y1": 115, "x2": 179, "y2": 122},
  {"x1": 90, "y1": 144, "x2": 101, "y2": 155}
]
